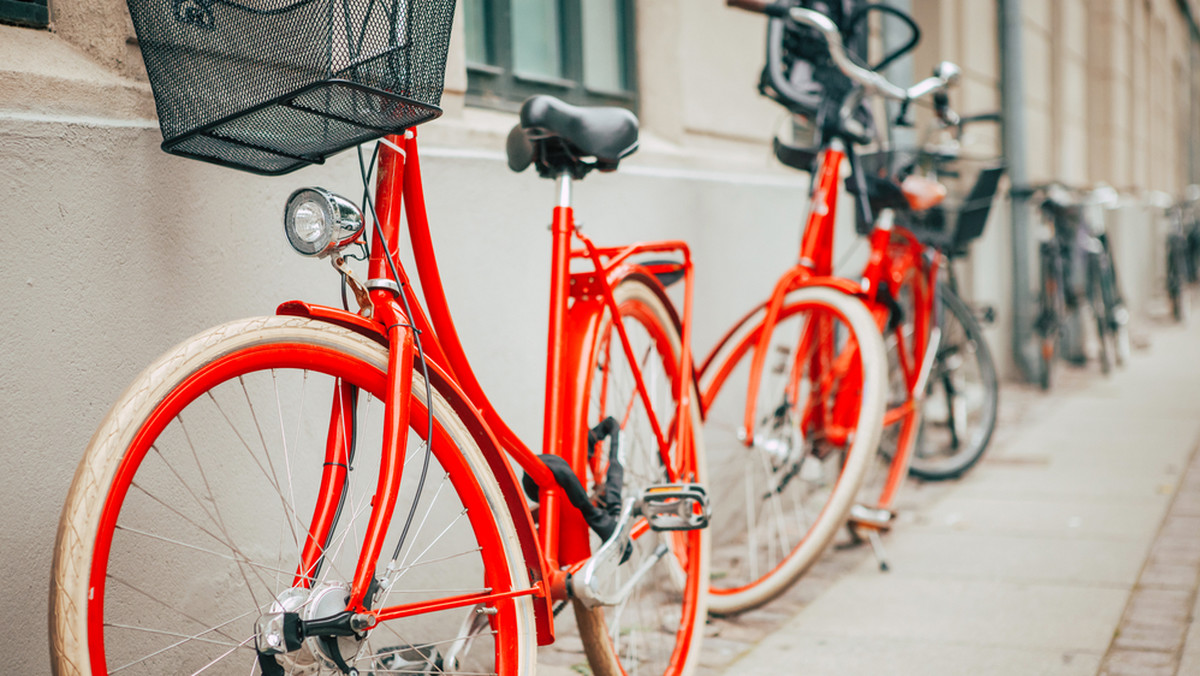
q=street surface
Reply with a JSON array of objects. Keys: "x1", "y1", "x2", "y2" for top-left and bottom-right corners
[{"x1": 706, "y1": 316, "x2": 1200, "y2": 676}]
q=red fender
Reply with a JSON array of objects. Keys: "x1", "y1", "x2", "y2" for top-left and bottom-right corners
[
  {"x1": 697, "y1": 271, "x2": 871, "y2": 414},
  {"x1": 277, "y1": 301, "x2": 555, "y2": 645}
]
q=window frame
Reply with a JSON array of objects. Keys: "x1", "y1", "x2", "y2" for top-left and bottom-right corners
[
  {"x1": 0, "y1": 0, "x2": 49, "y2": 28},
  {"x1": 464, "y1": 0, "x2": 638, "y2": 112}
]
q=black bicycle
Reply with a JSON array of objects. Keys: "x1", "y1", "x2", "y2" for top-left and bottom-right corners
[
  {"x1": 1032, "y1": 184, "x2": 1129, "y2": 389},
  {"x1": 1166, "y1": 200, "x2": 1190, "y2": 323},
  {"x1": 895, "y1": 115, "x2": 1004, "y2": 480}
]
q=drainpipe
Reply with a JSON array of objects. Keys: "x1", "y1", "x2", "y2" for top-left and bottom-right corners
[
  {"x1": 1182, "y1": 0, "x2": 1200, "y2": 184},
  {"x1": 999, "y1": 0, "x2": 1036, "y2": 382}
]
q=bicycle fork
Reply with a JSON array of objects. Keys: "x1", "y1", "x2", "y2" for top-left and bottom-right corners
[{"x1": 255, "y1": 295, "x2": 418, "y2": 675}]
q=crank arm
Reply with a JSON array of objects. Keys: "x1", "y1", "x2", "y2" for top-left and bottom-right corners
[{"x1": 572, "y1": 498, "x2": 637, "y2": 608}]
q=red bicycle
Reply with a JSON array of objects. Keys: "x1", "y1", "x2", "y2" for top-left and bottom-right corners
[
  {"x1": 49, "y1": 2, "x2": 710, "y2": 673},
  {"x1": 702, "y1": 0, "x2": 962, "y2": 613}
]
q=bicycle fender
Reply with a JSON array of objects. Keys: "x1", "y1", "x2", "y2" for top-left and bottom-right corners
[
  {"x1": 278, "y1": 300, "x2": 388, "y2": 345},
  {"x1": 698, "y1": 274, "x2": 870, "y2": 414},
  {"x1": 698, "y1": 276, "x2": 868, "y2": 368},
  {"x1": 276, "y1": 301, "x2": 556, "y2": 646},
  {"x1": 789, "y1": 275, "x2": 868, "y2": 298}
]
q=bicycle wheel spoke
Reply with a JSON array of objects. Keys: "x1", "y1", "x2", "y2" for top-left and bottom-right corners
[
  {"x1": 108, "y1": 613, "x2": 257, "y2": 674},
  {"x1": 705, "y1": 288, "x2": 885, "y2": 613},
  {"x1": 176, "y1": 416, "x2": 271, "y2": 611},
  {"x1": 58, "y1": 320, "x2": 536, "y2": 675}
]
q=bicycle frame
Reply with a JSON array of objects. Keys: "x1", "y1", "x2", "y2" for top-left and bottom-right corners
[
  {"x1": 278, "y1": 131, "x2": 697, "y2": 646},
  {"x1": 698, "y1": 140, "x2": 939, "y2": 514}
]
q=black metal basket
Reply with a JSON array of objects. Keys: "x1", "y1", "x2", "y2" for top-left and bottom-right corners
[
  {"x1": 127, "y1": 0, "x2": 456, "y2": 175},
  {"x1": 854, "y1": 149, "x2": 1005, "y2": 253}
]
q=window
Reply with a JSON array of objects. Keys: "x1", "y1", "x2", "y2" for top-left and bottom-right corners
[
  {"x1": 463, "y1": 0, "x2": 636, "y2": 110},
  {"x1": 0, "y1": 0, "x2": 49, "y2": 28}
]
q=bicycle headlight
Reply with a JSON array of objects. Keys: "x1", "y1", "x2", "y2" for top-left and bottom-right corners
[{"x1": 283, "y1": 187, "x2": 365, "y2": 257}]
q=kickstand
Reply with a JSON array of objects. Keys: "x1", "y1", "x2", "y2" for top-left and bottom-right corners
[
  {"x1": 837, "y1": 522, "x2": 891, "y2": 572},
  {"x1": 865, "y1": 529, "x2": 890, "y2": 573}
]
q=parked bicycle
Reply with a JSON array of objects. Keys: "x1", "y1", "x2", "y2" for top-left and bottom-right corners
[
  {"x1": 50, "y1": 2, "x2": 714, "y2": 675},
  {"x1": 1183, "y1": 186, "x2": 1200, "y2": 284},
  {"x1": 1165, "y1": 194, "x2": 1191, "y2": 322},
  {"x1": 704, "y1": 0, "x2": 961, "y2": 609},
  {"x1": 882, "y1": 115, "x2": 1005, "y2": 481},
  {"x1": 1030, "y1": 183, "x2": 1130, "y2": 390}
]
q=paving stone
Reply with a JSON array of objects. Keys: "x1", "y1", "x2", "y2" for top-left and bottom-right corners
[
  {"x1": 1124, "y1": 589, "x2": 1193, "y2": 627},
  {"x1": 1110, "y1": 621, "x2": 1186, "y2": 652},
  {"x1": 1179, "y1": 617, "x2": 1200, "y2": 676},
  {"x1": 1099, "y1": 649, "x2": 1176, "y2": 676},
  {"x1": 1138, "y1": 561, "x2": 1200, "y2": 589},
  {"x1": 1147, "y1": 538, "x2": 1200, "y2": 568}
]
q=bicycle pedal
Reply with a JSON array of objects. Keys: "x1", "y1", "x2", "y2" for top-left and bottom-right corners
[
  {"x1": 847, "y1": 504, "x2": 895, "y2": 531},
  {"x1": 372, "y1": 644, "x2": 444, "y2": 674},
  {"x1": 641, "y1": 483, "x2": 710, "y2": 531}
]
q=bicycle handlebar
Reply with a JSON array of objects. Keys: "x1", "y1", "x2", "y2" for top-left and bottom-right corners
[
  {"x1": 726, "y1": 0, "x2": 790, "y2": 17},
  {"x1": 729, "y1": 1, "x2": 960, "y2": 105}
]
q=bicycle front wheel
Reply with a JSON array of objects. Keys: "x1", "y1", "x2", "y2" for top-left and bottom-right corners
[
  {"x1": 51, "y1": 316, "x2": 536, "y2": 676},
  {"x1": 565, "y1": 275, "x2": 709, "y2": 676},
  {"x1": 908, "y1": 289, "x2": 999, "y2": 481},
  {"x1": 701, "y1": 285, "x2": 887, "y2": 615}
]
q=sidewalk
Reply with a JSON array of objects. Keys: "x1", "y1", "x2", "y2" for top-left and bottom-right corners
[{"x1": 708, "y1": 318, "x2": 1200, "y2": 676}]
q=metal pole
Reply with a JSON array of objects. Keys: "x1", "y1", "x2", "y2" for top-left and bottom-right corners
[{"x1": 999, "y1": 0, "x2": 1036, "y2": 382}]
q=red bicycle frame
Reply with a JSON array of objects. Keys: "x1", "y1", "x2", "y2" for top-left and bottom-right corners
[
  {"x1": 278, "y1": 130, "x2": 698, "y2": 645},
  {"x1": 698, "y1": 140, "x2": 940, "y2": 516}
]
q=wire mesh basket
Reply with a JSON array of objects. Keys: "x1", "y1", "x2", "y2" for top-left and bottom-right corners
[
  {"x1": 855, "y1": 149, "x2": 1005, "y2": 253},
  {"x1": 127, "y1": 0, "x2": 456, "y2": 174}
]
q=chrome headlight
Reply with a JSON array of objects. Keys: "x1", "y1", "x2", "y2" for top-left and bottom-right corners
[{"x1": 283, "y1": 188, "x2": 366, "y2": 257}]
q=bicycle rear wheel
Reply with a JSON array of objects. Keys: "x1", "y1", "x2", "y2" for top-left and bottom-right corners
[
  {"x1": 907, "y1": 288, "x2": 998, "y2": 481},
  {"x1": 1168, "y1": 236, "x2": 1188, "y2": 324},
  {"x1": 1035, "y1": 249, "x2": 1062, "y2": 391},
  {"x1": 51, "y1": 316, "x2": 536, "y2": 676},
  {"x1": 701, "y1": 285, "x2": 887, "y2": 615},
  {"x1": 566, "y1": 276, "x2": 709, "y2": 676},
  {"x1": 1089, "y1": 255, "x2": 1114, "y2": 374}
]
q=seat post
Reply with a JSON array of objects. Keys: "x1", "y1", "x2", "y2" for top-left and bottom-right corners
[
  {"x1": 541, "y1": 169, "x2": 577, "y2": 474},
  {"x1": 557, "y1": 171, "x2": 574, "y2": 209}
]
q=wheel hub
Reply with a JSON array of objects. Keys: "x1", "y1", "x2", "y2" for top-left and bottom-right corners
[{"x1": 256, "y1": 582, "x2": 363, "y2": 674}]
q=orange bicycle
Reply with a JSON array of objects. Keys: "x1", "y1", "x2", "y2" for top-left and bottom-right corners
[
  {"x1": 49, "y1": 2, "x2": 710, "y2": 674},
  {"x1": 703, "y1": 0, "x2": 962, "y2": 613}
]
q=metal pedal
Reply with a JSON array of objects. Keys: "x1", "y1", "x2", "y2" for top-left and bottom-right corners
[
  {"x1": 572, "y1": 483, "x2": 710, "y2": 609},
  {"x1": 846, "y1": 504, "x2": 894, "y2": 572},
  {"x1": 847, "y1": 503, "x2": 895, "y2": 531},
  {"x1": 371, "y1": 644, "x2": 444, "y2": 674},
  {"x1": 641, "y1": 483, "x2": 710, "y2": 531}
]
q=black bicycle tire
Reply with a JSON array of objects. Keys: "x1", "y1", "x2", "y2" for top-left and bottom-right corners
[
  {"x1": 907, "y1": 288, "x2": 999, "y2": 481},
  {"x1": 1036, "y1": 248, "x2": 1058, "y2": 391},
  {"x1": 1090, "y1": 254, "x2": 1113, "y2": 374}
]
